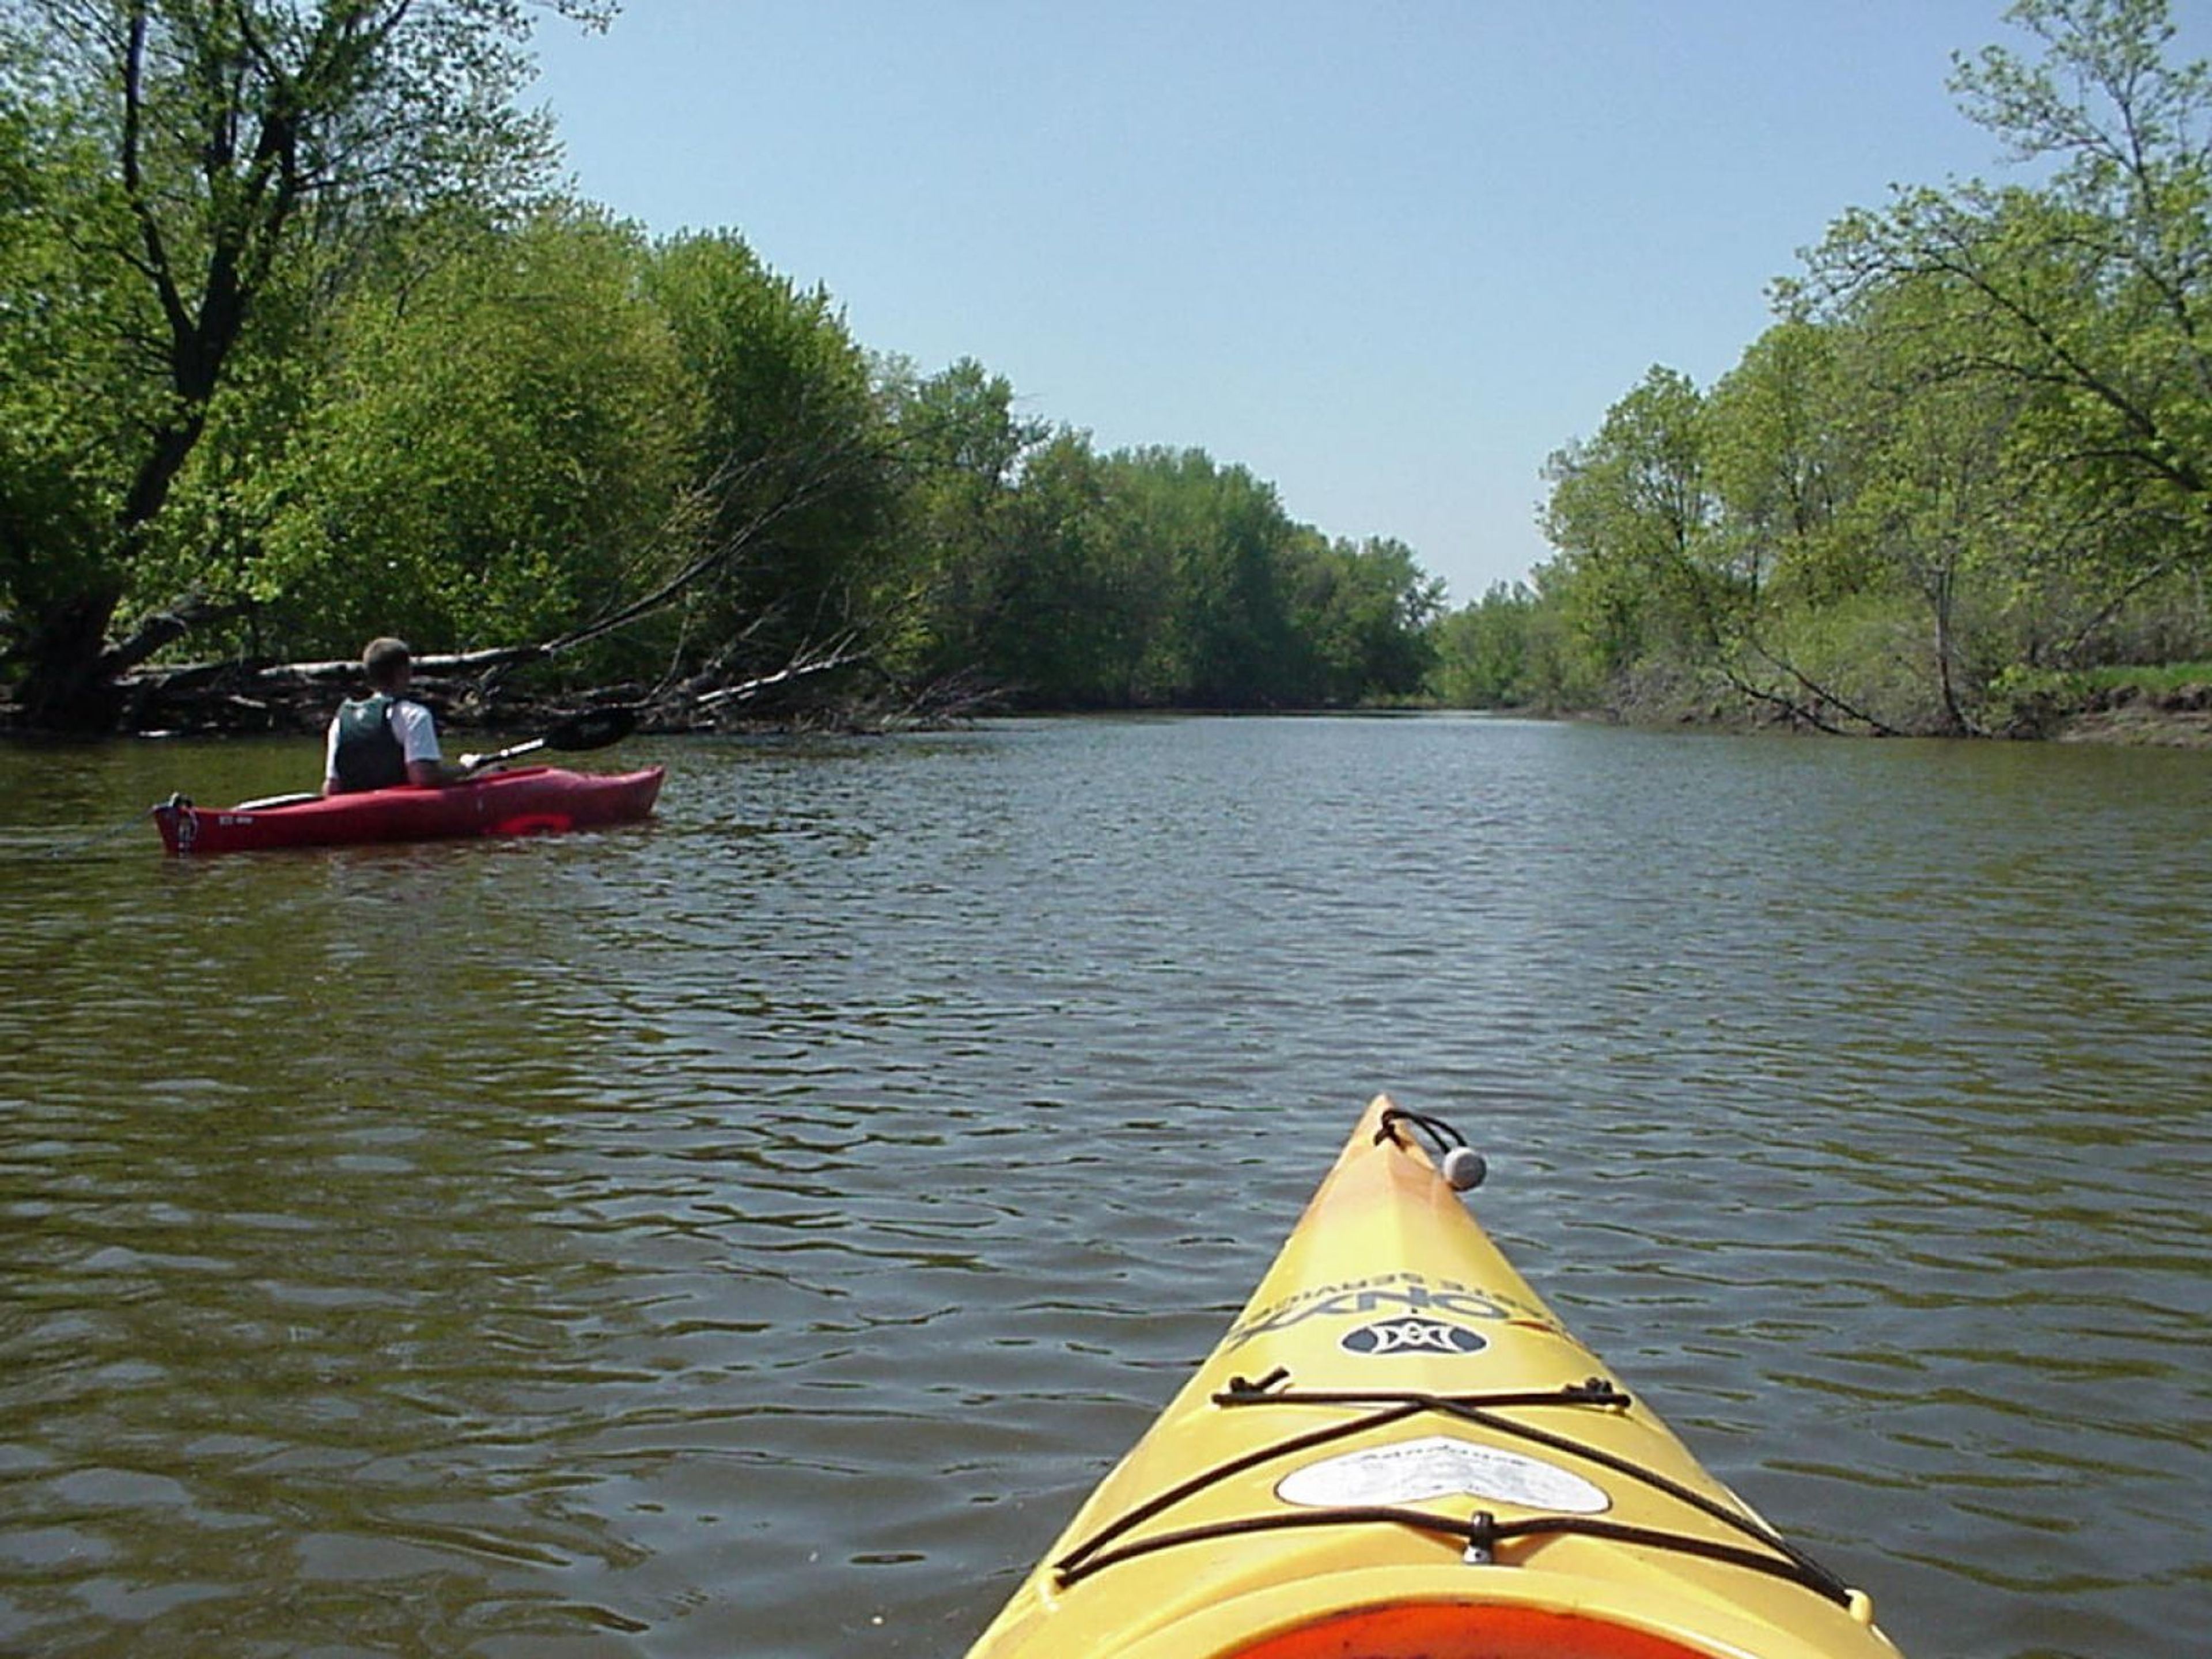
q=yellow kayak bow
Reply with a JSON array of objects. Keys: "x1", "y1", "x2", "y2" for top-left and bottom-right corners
[{"x1": 964, "y1": 1095, "x2": 1902, "y2": 1659}]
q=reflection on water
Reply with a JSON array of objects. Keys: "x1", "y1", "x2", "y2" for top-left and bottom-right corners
[{"x1": 2, "y1": 719, "x2": 2207, "y2": 1657}]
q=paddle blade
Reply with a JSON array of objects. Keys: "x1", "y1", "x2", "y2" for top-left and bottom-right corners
[
  {"x1": 543, "y1": 706, "x2": 638, "y2": 752},
  {"x1": 464, "y1": 707, "x2": 640, "y2": 774}
]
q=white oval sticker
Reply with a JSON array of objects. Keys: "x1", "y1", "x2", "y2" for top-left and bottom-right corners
[{"x1": 1275, "y1": 1434, "x2": 1610, "y2": 1515}]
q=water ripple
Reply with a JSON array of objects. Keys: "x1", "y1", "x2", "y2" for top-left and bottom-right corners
[{"x1": 2, "y1": 720, "x2": 2207, "y2": 1656}]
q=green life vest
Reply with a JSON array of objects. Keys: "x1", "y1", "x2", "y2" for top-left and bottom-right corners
[{"x1": 331, "y1": 693, "x2": 407, "y2": 791}]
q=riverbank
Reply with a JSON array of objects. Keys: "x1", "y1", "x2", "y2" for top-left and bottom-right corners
[
  {"x1": 2053, "y1": 697, "x2": 2212, "y2": 746},
  {"x1": 1581, "y1": 664, "x2": 2212, "y2": 747},
  {"x1": 10, "y1": 660, "x2": 2212, "y2": 747},
  {"x1": 1997, "y1": 675, "x2": 2212, "y2": 746}
]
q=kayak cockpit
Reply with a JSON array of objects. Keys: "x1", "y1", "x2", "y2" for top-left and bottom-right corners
[{"x1": 1222, "y1": 1603, "x2": 1741, "y2": 1659}]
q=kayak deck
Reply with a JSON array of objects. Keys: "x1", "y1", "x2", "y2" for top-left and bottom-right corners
[
  {"x1": 964, "y1": 1096, "x2": 1899, "y2": 1659},
  {"x1": 153, "y1": 764, "x2": 664, "y2": 854}
]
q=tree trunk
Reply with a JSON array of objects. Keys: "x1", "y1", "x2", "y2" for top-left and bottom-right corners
[
  {"x1": 1929, "y1": 565, "x2": 1985, "y2": 737},
  {"x1": 13, "y1": 589, "x2": 126, "y2": 732}
]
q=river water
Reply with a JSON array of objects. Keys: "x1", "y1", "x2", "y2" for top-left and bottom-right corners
[{"x1": 1, "y1": 715, "x2": 2206, "y2": 1658}]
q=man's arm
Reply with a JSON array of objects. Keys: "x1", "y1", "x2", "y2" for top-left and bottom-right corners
[
  {"x1": 323, "y1": 716, "x2": 344, "y2": 796},
  {"x1": 393, "y1": 701, "x2": 467, "y2": 786}
]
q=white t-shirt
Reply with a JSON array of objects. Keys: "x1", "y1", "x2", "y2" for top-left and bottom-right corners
[
  {"x1": 388, "y1": 699, "x2": 442, "y2": 763},
  {"x1": 323, "y1": 696, "x2": 442, "y2": 783}
]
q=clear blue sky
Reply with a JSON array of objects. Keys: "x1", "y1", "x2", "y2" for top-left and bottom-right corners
[{"x1": 525, "y1": 2, "x2": 2172, "y2": 608}]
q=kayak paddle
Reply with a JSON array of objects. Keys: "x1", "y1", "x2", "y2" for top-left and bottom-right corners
[{"x1": 461, "y1": 706, "x2": 638, "y2": 774}]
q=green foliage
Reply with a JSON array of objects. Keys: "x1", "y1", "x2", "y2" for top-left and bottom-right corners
[
  {"x1": 982, "y1": 430, "x2": 1126, "y2": 701},
  {"x1": 0, "y1": 44, "x2": 145, "y2": 617},
  {"x1": 1703, "y1": 319, "x2": 1859, "y2": 607},
  {"x1": 1540, "y1": 366, "x2": 1729, "y2": 677},
  {"x1": 868, "y1": 430, "x2": 1445, "y2": 711},
  {"x1": 873, "y1": 355, "x2": 1050, "y2": 683},
  {"x1": 1429, "y1": 583, "x2": 1536, "y2": 707},
  {"x1": 1987, "y1": 661, "x2": 2089, "y2": 722},
  {"x1": 1818, "y1": 1, "x2": 2211, "y2": 535},
  {"x1": 17, "y1": 0, "x2": 2212, "y2": 735},
  {"x1": 0, "y1": 0, "x2": 608, "y2": 719},
  {"x1": 1, "y1": 3, "x2": 1450, "y2": 721},
  {"x1": 1286, "y1": 535, "x2": 1442, "y2": 704},
  {"x1": 1112, "y1": 448, "x2": 1294, "y2": 706},
  {"x1": 1524, "y1": 0, "x2": 2212, "y2": 733},
  {"x1": 243, "y1": 209, "x2": 692, "y2": 664},
  {"x1": 1762, "y1": 586, "x2": 1979, "y2": 732},
  {"x1": 642, "y1": 229, "x2": 896, "y2": 654},
  {"x1": 2077, "y1": 657, "x2": 2212, "y2": 692}
]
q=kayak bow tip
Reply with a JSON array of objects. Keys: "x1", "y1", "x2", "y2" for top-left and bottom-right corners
[{"x1": 1441, "y1": 1146, "x2": 1487, "y2": 1191}]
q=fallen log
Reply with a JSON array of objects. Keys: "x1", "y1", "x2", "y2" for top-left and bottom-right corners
[{"x1": 109, "y1": 637, "x2": 889, "y2": 738}]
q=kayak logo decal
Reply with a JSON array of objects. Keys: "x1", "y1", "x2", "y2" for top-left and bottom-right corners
[
  {"x1": 1276, "y1": 1435, "x2": 1611, "y2": 1516},
  {"x1": 1225, "y1": 1270, "x2": 1560, "y2": 1350},
  {"x1": 1341, "y1": 1317, "x2": 1487, "y2": 1357}
]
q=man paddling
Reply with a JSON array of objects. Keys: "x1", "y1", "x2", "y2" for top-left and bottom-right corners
[{"x1": 323, "y1": 637, "x2": 471, "y2": 793}]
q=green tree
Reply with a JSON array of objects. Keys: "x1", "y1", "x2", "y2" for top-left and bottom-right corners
[
  {"x1": 243, "y1": 207, "x2": 692, "y2": 667},
  {"x1": 1287, "y1": 534, "x2": 1442, "y2": 703},
  {"x1": 1698, "y1": 314, "x2": 1938, "y2": 730},
  {"x1": 1, "y1": 0, "x2": 608, "y2": 726},
  {"x1": 1810, "y1": 0, "x2": 2212, "y2": 592},
  {"x1": 1540, "y1": 366, "x2": 1724, "y2": 679},
  {"x1": 1525, "y1": 2, "x2": 2212, "y2": 728},
  {"x1": 929, "y1": 434, "x2": 1445, "y2": 711},
  {"x1": 1430, "y1": 581, "x2": 1540, "y2": 708},
  {"x1": 1702, "y1": 318, "x2": 1857, "y2": 608},
  {"x1": 874, "y1": 355, "x2": 1049, "y2": 687},
  {"x1": 1826, "y1": 286, "x2": 2030, "y2": 731},
  {"x1": 0, "y1": 47, "x2": 139, "y2": 669},
  {"x1": 1107, "y1": 448, "x2": 1304, "y2": 706},
  {"x1": 642, "y1": 229, "x2": 894, "y2": 666},
  {"x1": 993, "y1": 430, "x2": 1134, "y2": 704}
]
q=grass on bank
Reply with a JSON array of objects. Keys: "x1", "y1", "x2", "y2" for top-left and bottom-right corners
[{"x1": 2077, "y1": 660, "x2": 2212, "y2": 696}]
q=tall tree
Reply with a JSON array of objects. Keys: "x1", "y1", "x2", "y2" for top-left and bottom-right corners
[
  {"x1": 1811, "y1": 0, "x2": 2212, "y2": 566},
  {"x1": 1703, "y1": 318, "x2": 1852, "y2": 607},
  {"x1": 1540, "y1": 366, "x2": 1722, "y2": 678},
  {"x1": 1111, "y1": 448, "x2": 1303, "y2": 706},
  {"x1": 0, "y1": 0, "x2": 609, "y2": 726},
  {"x1": 992, "y1": 430, "x2": 1131, "y2": 704},
  {"x1": 642, "y1": 229, "x2": 895, "y2": 668},
  {"x1": 244, "y1": 207, "x2": 692, "y2": 666},
  {"x1": 1287, "y1": 534, "x2": 1442, "y2": 703},
  {"x1": 874, "y1": 355, "x2": 1048, "y2": 687},
  {"x1": 0, "y1": 41, "x2": 137, "y2": 674},
  {"x1": 1429, "y1": 581, "x2": 1557, "y2": 709}
]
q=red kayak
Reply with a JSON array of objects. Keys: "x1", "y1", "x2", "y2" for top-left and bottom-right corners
[{"x1": 153, "y1": 766, "x2": 665, "y2": 854}]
